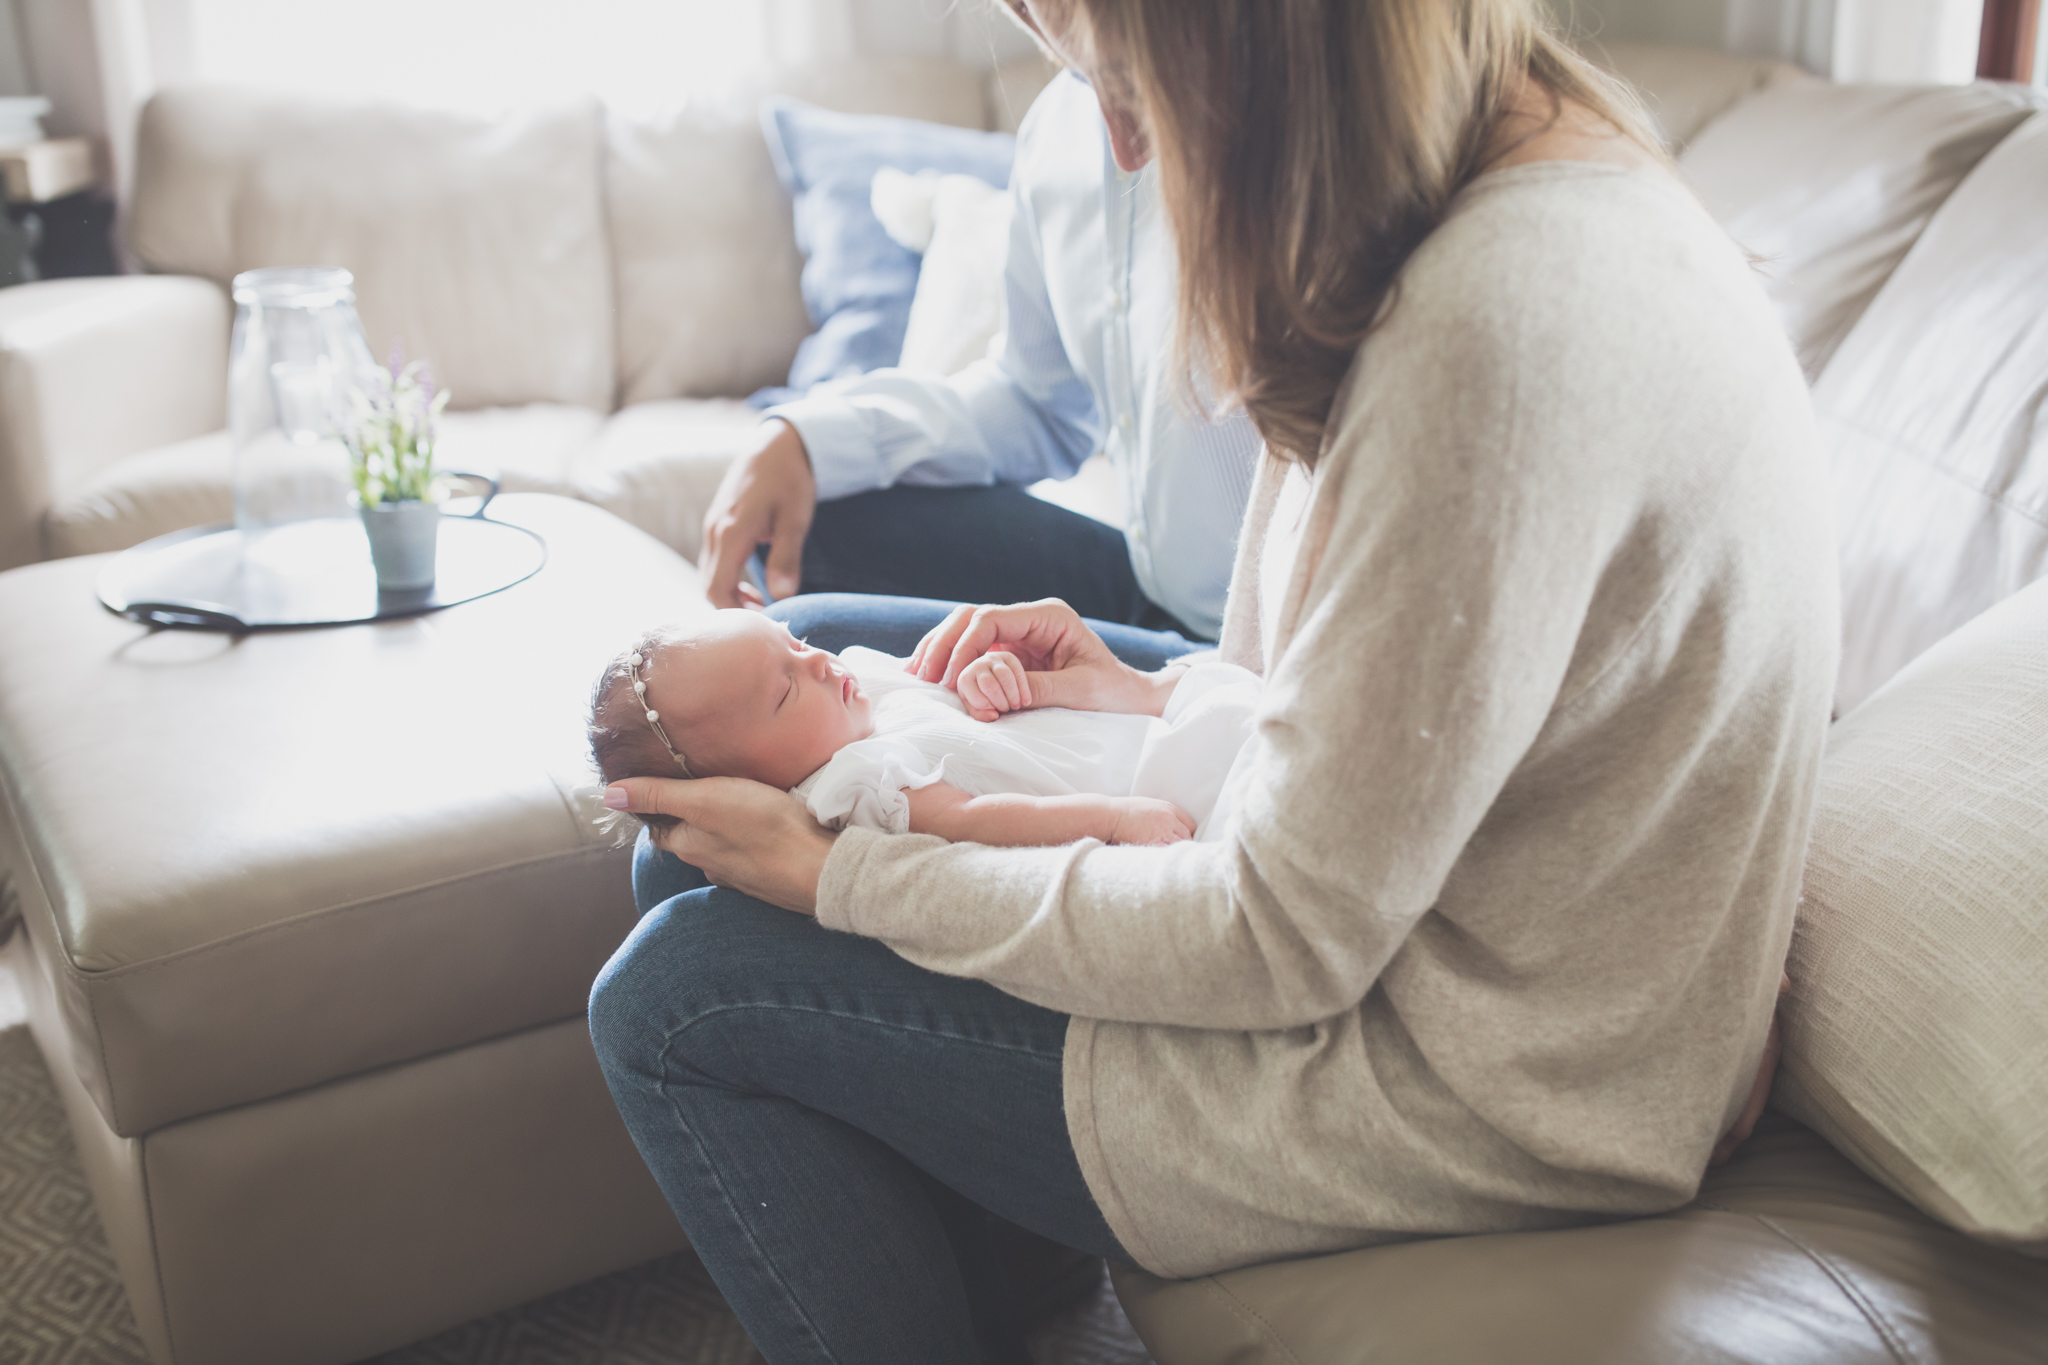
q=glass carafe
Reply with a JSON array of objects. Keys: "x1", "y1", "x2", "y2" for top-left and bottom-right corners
[{"x1": 229, "y1": 267, "x2": 377, "y2": 535}]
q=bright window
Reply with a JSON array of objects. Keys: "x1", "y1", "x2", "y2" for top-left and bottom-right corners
[{"x1": 188, "y1": 1, "x2": 771, "y2": 114}]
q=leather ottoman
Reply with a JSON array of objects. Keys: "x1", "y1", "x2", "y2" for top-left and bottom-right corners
[{"x1": 0, "y1": 495, "x2": 706, "y2": 1365}]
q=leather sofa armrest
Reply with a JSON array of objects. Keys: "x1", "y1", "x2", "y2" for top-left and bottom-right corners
[{"x1": 0, "y1": 275, "x2": 231, "y2": 571}]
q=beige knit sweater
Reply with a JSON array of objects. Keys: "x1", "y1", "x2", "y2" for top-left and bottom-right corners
[{"x1": 815, "y1": 163, "x2": 1840, "y2": 1278}]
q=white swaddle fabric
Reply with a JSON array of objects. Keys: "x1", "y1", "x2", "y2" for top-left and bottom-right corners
[
  {"x1": 792, "y1": 647, "x2": 1262, "y2": 840},
  {"x1": 1128, "y1": 659, "x2": 1263, "y2": 840}
]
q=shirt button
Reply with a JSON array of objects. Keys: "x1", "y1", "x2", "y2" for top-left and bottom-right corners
[
  {"x1": 1110, "y1": 290, "x2": 1124, "y2": 311},
  {"x1": 1119, "y1": 413, "x2": 1133, "y2": 433}
]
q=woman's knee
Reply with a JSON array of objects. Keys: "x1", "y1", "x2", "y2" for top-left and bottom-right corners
[{"x1": 588, "y1": 888, "x2": 808, "y2": 1080}]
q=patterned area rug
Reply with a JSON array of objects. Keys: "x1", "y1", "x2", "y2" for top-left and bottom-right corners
[{"x1": 0, "y1": 1024, "x2": 1154, "y2": 1365}]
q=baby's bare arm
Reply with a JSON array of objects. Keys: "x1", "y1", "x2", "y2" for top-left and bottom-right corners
[{"x1": 904, "y1": 782, "x2": 1194, "y2": 847}]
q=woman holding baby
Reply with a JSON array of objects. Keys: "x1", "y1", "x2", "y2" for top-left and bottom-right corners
[{"x1": 590, "y1": 1, "x2": 1836, "y2": 1361}]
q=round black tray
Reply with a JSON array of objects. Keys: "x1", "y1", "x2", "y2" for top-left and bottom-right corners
[{"x1": 97, "y1": 511, "x2": 547, "y2": 631}]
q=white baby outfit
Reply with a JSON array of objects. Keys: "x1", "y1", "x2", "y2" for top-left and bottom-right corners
[{"x1": 792, "y1": 647, "x2": 1261, "y2": 840}]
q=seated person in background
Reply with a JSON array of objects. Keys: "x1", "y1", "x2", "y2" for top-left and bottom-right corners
[
  {"x1": 701, "y1": 1, "x2": 1260, "y2": 670},
  {"x1": 589, "y1": 606, "x2": 1264, "y2": 849}
]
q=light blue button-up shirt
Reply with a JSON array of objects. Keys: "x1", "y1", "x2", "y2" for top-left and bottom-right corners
[{"x1": 768, "y1": 72, "x2": 1260, "y2": 639}]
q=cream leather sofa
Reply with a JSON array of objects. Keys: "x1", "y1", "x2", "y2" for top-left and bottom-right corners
[
  {"x1": 0, "y1": 53, "x2": 1065, "y2": 577},
  {"x1": 1, "y1": 39, "x2": 2046, "y2": 1365}
]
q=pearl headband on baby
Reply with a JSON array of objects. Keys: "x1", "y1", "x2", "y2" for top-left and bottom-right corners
[{"x1": 628, "y1": 651, "x2": 694, "y2": 778}]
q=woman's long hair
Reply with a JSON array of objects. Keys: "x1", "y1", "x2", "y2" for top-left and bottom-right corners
[{"x1": 1067, "y1": 0, "x2": 1658, "y2": 465}]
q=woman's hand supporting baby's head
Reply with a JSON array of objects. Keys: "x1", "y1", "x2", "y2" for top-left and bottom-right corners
[
  {"x1": 588, "y1": 610, "x2": 879, "y2": 832},
  {"x1": 603, "y1": 773, "x2": 835, "y2": 915}
]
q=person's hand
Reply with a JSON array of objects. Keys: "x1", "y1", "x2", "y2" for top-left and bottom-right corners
[
  {"x1": 605, "y1": 776, "x2": 834, "y2": 914},
  {"x1": 1710, "y1": 973, "x2": 1791, "y2": 1166},
  {"x1": 1106, "y1": 797, "x2": 1197, "y2": 846},
  {"x1": 907, "y1": 598, "x2": 1178, "y2": 721},
  {"x1": 700, "y1": 419, "x2": 817, "y2": 609},
  {"x1": 956, "y1": 650, "x2": 1033, "y2": 718}
]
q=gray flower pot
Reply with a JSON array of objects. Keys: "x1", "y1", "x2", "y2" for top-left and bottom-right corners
[{"x1": 360, "y1": 499, "x2": 440, "y2": 591}]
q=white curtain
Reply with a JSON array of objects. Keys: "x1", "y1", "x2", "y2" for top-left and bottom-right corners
[
  {"x1": 766, "y1": 0, "x2": 859, "y2": 65},
  {"x1": 1725, "y1": 0, "x2": 1839, "y2": 72},
  {"x1": 1831, "y1": 0, "x2": 1983, "y2": 82},
  {"x1": 766, "y1": 0, "x2": 1042, "y2": 70},
  {"x1": 1726, "y1": 0, "x2": 1983, "y2": 82}
]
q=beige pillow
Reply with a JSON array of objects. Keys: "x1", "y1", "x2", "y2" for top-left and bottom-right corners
[
  {"x1": 1778, "y1": 576, "x2": 2048, "y2": 1254},
  {"x1": 872, "y1": 168, "x2": 1013, "y2": 378},
  {"x1": 1678, "y1": 81, "x2": 2038, "y2": 382}
]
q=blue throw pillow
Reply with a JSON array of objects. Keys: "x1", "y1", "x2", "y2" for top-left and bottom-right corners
[{"x1": 753, "y1": 98, "x2": 1015, "y2": 406}]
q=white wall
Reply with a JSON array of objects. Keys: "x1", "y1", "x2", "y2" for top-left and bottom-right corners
[
  {"x1": 1564, "y1": 0, "x2": 1983, "y2": 82},
  {"x1": 850, "y1": 0, "x2": 1041, "y2": 69},
  {"x1": 1557, "y1": 0, "x2": 1730, "y2": 49},
  {"x1": 11, "y1": 0, "x2": 107, "y2": 142}
]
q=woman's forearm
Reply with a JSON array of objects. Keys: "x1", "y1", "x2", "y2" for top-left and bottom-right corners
[{"x1": 907, "y1": 784, "x2": 1119, "y2": 847}]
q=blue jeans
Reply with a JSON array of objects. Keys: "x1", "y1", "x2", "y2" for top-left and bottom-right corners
[
  {"x1": 590, "y1": 590, "x2": 1177, "y2": 1362},
  {"x1": 765, "y1": 592, "x2": 1201, "y2": 675},
  {"x1": 591, "y1": 850, "x2": 1131, "y2": 1364}
]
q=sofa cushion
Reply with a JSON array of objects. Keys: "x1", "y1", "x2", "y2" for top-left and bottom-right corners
[
  {"x1": 570, "y1": 398, "x2": 767, "y2": 561},
  {"x1": 605, "y1": 103, "x2": 814, "y2": 407},
  {"x1": 0, "y1": 495, "x2": 705, "y2": 1137},
  {"x1": 608, "y1": 58, "x2": 997, "y2": 408},
  {"x1": 1113, "y1": 1116, "x2": 2048, "y2": 1365},
  {"x1": 1813, "y1": 111, "x2": 2048, "y2": 710},
  {"x1": 433, "y1": 404, "x2": 605, "y2": 496},
  {"x1": 44, "y1": 429, "x2": 235, "y2": 559},
  {"x1": 1776, "y1": 576, "x2": 2048, "y2": 1254},
  {"x1": 1680, "y1": 80, "x2": 2039, "y2": 381},
  {"x1": 44, "y1": 405, "x2": 607, "y2": 559},
  {"x1": 1590, "y1": 39, "x2": 1808, "y2": 151},
  {"x1": 756, "y1": 98, "x2": 1014, "y2": 402},
  {"x1": 878, "y1": 170, "x2": 1014, "y2": 377},
  {"x1": 129, "y1": 87, "x2": 614, "y2": 413}
]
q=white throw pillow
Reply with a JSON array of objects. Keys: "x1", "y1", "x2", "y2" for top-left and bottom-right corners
[
  {"x1": 1777, "y1": 576, "x2": 2048, "y2": 1254},
  {"x1": 871, "y1": 168, "x2": 1013, "y2": 377}
]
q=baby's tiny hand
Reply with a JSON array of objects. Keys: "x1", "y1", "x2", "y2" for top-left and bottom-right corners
[
  {"x1": 1107, "y1": 797, "x2": 1197, "y2": 846},
  {"x1": 957, "y1": 650, "x2": 1033, "y2": 721}
]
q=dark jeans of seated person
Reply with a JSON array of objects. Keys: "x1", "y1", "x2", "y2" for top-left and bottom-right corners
[{"x1": 751, "y1": 482, "x2": 1201, "y2": 639}]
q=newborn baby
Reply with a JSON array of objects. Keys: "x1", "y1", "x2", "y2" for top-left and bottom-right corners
[{"x1": 588, "y1": 610, "x2": 1261, "y2": 848}]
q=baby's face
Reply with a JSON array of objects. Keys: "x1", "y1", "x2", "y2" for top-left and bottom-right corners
[{"x1": 648, "y1": 610, "x2": 875, "y2": 790}]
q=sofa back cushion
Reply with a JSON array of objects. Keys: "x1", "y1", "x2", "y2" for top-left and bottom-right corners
[
  {"x1": 129, "y1": 87, "x2": 613, "y2": 413},
  {"x1": 1680, "y1": 80, "x2": 2039, "y2": 381},
  {"x1": 1778, "y1": 574, "x2": 2048, "y2": 1254},
  {"x1": 1812, "y1": 111, "x2": 2048, "y2": 712},
  {"x1": 1591, "y1": 40, "x2": 1807, "y2": 151},
  {"x1": 609, "y1": 58, "x2": 994, "y2": 407}
]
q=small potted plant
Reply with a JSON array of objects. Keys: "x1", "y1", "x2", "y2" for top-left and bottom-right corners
[{"x1": 347, "y1": 349, "x2": 451, "y2": 592}]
